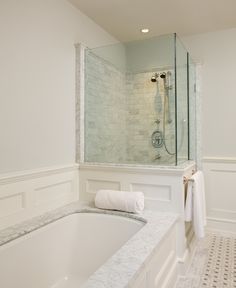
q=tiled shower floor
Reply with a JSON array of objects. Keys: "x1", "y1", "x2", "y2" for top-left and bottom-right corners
[{"x1": 175, "y1": 231, "x2": 236, "y2": 288}]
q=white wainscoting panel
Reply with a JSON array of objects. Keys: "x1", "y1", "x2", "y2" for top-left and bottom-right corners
[
  {"x1": 131, "y1": 182, "x2": 172, "y2": 211},
  {"x1": 130, "y1": 183, "x2": 171, "y2": 201},
  {"x1": 34, "y1": 181, "x2": 73, "y2": 207},
  {"x1": 0, "y1": 192, "x2": 25, "y2": 219},
  {"x1": 79, "y1": 165, "x2": 185, "y2": 213},
  {"x1": 203, "y1": 157, "x2": 236, "y2": 232},
  {"x1": 86, "y1": 179, "x2": 121, "y2": 194},
  {"x1": 0, "y1": 164, "x2": 79, "y2": 229},
  {"x1": 79, "y1": 162, "x2": 196, "y2": 260}
]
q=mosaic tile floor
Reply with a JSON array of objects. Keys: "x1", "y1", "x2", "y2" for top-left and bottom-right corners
[{"x1": 175, "y1": 231, "x2": 236, "y2": 288}]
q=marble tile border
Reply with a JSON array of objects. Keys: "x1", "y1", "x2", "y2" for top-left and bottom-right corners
[
  {"x1": 0, "y1": 202, "x2": 146, "y2": 247},
  {"x1": 75, "y1": 43, "x2": 85, "y2": 163}
]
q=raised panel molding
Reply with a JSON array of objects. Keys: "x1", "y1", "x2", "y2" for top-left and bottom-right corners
[
  {"x1": 79, "y1": 163, "x2": 194, "y2": 214},
  {"x1": 79, "y1": 166, "x2": 181, "y2": 212},
  {"x1": 203, "y1": 158, "x2": 236, "y2": 232},
  {"x1": 0, "y1": 193, "x2": 25, "y2": 218},
  {"x1": 34, "y1": 180, "x2": 73, "y2": 207},
  {"x1": 0, "y1": 164, "x2": 79, "y2": 229},
  {"x1": 79, "y1": 162, "x2": 195, "y2": 261},
  {"x1": 130, "y1": 183, "x2": 171, "y2": 202},
  {"x1": 86, "y1": 179, "x2": 121, "y2": 194}
]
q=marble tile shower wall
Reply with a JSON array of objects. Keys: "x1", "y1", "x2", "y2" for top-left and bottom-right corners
[
  {"x1": 126, "y1": 71, "x2": 176, "y2": 165},
  {"x1": 189, "y1": 66, "x2": 196, "y2": 162},
  {"x1": 85, "y1": 52, "x2": 127, "y2": 163},
  {"x1": 176, "y1": 65, "x2": 189, "y2": 163},
  {"x1": 85, "y1": 52, "x2": 178, "y2": 165}
]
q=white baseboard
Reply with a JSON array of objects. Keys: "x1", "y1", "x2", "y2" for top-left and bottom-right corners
[{"x1": 0, "y1": 164, "x2": 79, "y2": 229}]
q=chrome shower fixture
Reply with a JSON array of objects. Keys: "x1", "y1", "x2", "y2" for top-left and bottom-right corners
[
  {"x1": 151, "y1": 71, "x2": 171, "y2": 82},
  {"x1": 160, "y1": 72, "x2": 166, "y2": 79},
  {"x1": 151, "y1": 73, "x2": 159, "y2": 82}
]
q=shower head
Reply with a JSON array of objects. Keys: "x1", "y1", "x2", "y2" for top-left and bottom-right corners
[
  {"x1": 151, "y1": 73, "x2": 158, "y2": 82},
  {"x1": 160, "y1": 72, "x2": 166, "y2": 79}
]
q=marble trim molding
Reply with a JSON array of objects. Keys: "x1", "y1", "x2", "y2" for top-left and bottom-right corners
[
  {"x1": 75, "y1": 43, "x2": 85, "y2": 163},
  {"x1": 79, "y1": 161, "x2": 196, "y2": 175}
]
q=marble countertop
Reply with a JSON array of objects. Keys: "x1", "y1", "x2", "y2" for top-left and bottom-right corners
[
  {"x1": 0, "y1": 202, "x2": 179, "y2": 288},
  {"x1": 80, "y1": 161, "x2": 196, "y2": 175}
]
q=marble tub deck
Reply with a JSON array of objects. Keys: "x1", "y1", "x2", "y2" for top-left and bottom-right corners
[{"x1": 0, "y1": 202, "x2": 179, "y2": 288}]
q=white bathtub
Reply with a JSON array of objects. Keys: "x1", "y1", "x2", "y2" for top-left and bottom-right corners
[{"x1": 0, "y1": 212, "x2": 144, "y2": 288}]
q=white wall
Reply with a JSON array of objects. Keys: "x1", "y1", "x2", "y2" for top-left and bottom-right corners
[
  {"x1": 183, "y1": 28, "x2": 236, "y2": 158},
  {"x1": 182, "y1": 28, "x2": 236, "y2": 232},
  {"x1": 0, "y1": 0, "x2": 117, "y2": 174}
]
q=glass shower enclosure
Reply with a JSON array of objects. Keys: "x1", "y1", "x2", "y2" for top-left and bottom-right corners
[{"x1": 84, "y1": 33, "x2": 196, "y2": 166}]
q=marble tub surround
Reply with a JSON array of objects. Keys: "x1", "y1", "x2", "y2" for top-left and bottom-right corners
[
  {"x1": 0, "y1": 201, "x2": 147, "y2": 247},
  {"x1": 0, "y1": 201, "x2": 179, "y2": 288},
  {"x1": 82, "y1": 210, "x2": 178, "y2": 288},
  {"x1": 0, "y1": 201, "x2": 84, "y2": 246}
]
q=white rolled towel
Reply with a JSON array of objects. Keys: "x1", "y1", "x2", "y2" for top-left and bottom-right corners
[{"x1": 95, "y1": 190, "x2": 145, "y2": 214}]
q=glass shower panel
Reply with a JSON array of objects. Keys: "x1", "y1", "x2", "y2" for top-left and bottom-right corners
[
  {"x1": 84, "y1": 35, "x2": 176, "y2": 165},
  {"x1": 84, "y1": 44, "x2": 127, "y2": 163},
  {"x1": 175, "y1": 35, "x2": 189, "y2": 165},
  {"x1": 125, "y1": 34, "x2": 176, "y2": 165},
  {"x1": 83, "y1": 33, "x2": 195, "y2": 166}
]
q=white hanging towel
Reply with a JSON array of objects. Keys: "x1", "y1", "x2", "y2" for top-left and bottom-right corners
[
  {"x1": 185, "y1": 171, "x2": 207, "y2": 238},
  {"x1": 95, "y1": 190, "x2": 144, "y2": 214}
]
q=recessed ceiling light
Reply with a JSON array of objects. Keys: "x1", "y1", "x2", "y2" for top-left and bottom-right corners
[{"x1": 141, "y1": 28, "x2": 149, "y2": 33}]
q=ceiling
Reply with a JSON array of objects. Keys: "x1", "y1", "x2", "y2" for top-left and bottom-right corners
[{"x1": 69, "y1": 0, "x2": 236, "y2": 42}]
